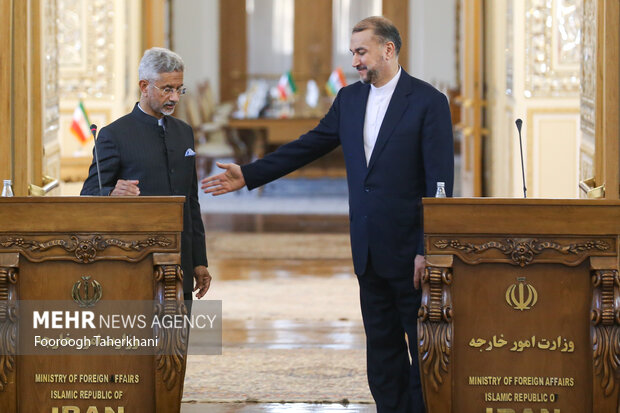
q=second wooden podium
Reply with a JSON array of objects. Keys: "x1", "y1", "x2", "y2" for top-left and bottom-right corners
[{"x1": 418, "y1": 199, "x2": 620, "y2": 413}]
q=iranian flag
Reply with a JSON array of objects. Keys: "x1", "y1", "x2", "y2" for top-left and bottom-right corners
[
  {"x1": 326, "y1": 68, "x2": 347, "y2": 96},
  {"x1": 70, "y1": 101, "x2": 91, "y2": 144},
  {"x1": 277, "y1": 71, "x2": 297, "y2": 101}
]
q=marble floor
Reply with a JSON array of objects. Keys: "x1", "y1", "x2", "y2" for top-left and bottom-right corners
[{"x1": 181, "y1": 213, "x2": 376, "y2": 412}]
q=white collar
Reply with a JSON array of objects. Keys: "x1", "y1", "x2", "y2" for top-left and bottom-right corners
[
  {"x1": 370, "y1": 66, "x2": 401, "y2": 96},
  {"x1": 137, "y1": 103, "x2": 165, "y2": 126}
]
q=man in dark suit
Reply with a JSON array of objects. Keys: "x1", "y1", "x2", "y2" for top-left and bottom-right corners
[
  {"x1": 201, "y1": 17, "x2": 453, "y2": 412},
  {"x1": 81, "y1": 47, "x2": 211, "y2": 302}
]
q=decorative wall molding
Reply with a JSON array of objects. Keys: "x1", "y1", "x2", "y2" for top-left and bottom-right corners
[
  {"x1": 43, "y1": 0, "x2": 60, "y2": 169},
  {"x1": 57, "y1": 0, "x2": 115, "y2": 99},
  {"x1": 56, "y1": 0, "x2": 141, "y2": 163},
  {"x1": 580, "y1": 0, "x2": 596, "y2": 138},
  {"x1": 525, "y1": 107, "x2": 581, "y2": 197},
  {"x1": 579, "y1": 0, "x2": 596, "y2": 188},
  {"x1": 505, "y1": 0, "x2": 514, "y2": 96},
  {"x1": 418, "y1": 264, "x2": 453, "y2": 393},
  {"x1": 431, "y1": 237, "x2": 613, "y2": 266},
  {"x1": 580, "y1": 139, "x2": 595, "y2": 187},
  {"x1": 0, "y1": 234, "x2": 175, "y2": 263},
  {"x1": 591, "y1": 269, "x2": 620, "y2": 396},
  {"x1": 525, "y1": 0, "x2": 581, "y2": 97}
]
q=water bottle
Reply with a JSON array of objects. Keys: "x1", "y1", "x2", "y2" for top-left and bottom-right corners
[
  {"x1": 435, "y1": 182, "x2": 446, "y2": 198},
  {"x1": 1, "y1": 180, "x2": 14, "y2": 197}
]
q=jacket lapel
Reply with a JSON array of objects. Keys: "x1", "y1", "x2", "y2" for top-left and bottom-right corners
[
  {"x1": 366, "y1": 72, "x2": 412, "y2": 175},
  {"x1": 352, "y1": 82, "x2": 371, "y2": 169}
]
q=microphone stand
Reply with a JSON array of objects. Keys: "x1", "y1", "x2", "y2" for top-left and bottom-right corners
[
  {"x1": 515, "y1": 119, "x2": 527, "y2": 198},
  {"x1": 91, "y1": 124, "x2": 103, "y2": 196}
]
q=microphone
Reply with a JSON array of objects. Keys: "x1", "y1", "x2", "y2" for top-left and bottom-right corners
[
  {"x1": 91, "y1": 124, "x2": 103, "y2": 196},
  {"x1": 515, "y1": 119, "x2": 527, "y2": 198}
]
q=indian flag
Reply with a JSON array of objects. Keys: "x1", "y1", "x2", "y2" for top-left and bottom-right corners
[
  {"x1": 277, "y1": 71, "x2": 297, "y2": 101},
  {"x1": 326, "y1": 68, "x2": 347, "y2": 96},
  {"x1": 70, "y1": 101, "x2": 91, "y2": 144}
]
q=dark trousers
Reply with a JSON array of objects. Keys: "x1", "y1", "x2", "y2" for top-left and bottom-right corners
[
  {"x1": 357, "y1": 261, "x2": 425, "y2": 413},
  {"x1": 184, "y1": 292, "x2": 193, "y2": 315}
]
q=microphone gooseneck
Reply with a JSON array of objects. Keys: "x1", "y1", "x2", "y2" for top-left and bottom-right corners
[
  {"x1": 91, "y1": 124, "x2": 103, "y2": 196},
  {"x1": 515, "y1": 119, "x2": 527, "y2": 198}
]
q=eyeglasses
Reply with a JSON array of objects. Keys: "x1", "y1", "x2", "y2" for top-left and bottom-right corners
[{"x1": 151, "y1": 83, "x2": 187, "y2": 97}]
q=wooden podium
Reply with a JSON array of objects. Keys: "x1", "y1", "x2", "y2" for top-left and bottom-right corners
[
  {"x1": 0, "y1": 197, "x2": 188, "y2": 413},
  {"x1": 418, "y1": 199, "x2": 620, "y2": 413}
]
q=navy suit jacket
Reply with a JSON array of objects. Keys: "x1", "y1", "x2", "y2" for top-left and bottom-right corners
[
  {"x1": 242, "y1": 70, "x2": 454, "y2": 278},
  {"x1": 81, "y1": 104, "x2": 207, "y2": 294}
]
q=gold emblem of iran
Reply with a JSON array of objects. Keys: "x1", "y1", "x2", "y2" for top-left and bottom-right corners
[
  {"x1": 505, "y1": 277, "x2": 538, "y2": 311},
  {"x1": 72, "y1": 275, "x2": 102, "y2": 307}
]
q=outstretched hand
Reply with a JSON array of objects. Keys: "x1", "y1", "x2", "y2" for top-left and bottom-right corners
[{"x1": 200, "y1": 162, "x2": 246, "y2": 195}]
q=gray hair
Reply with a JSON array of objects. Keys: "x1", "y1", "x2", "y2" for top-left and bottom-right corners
[{"x1": 138, "y1": 47, "x2": 185, "y2": 81}]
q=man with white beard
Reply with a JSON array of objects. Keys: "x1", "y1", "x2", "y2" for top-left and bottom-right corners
[{"x1": 81, "y1": 47, "x2": 211, "y2": 303}]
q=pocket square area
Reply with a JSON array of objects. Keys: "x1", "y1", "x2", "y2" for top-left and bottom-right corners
[{"x1": 185, "y1": 148, "x2": 196, "y2": 157}]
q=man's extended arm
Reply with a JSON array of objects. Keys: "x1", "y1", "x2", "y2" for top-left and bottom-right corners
[
  {"x1": 202, "y1": 91, "x2": 343, "y2": 194},
  {"x1": 201, "y1": 162, "x2": 246, "y2": 195}
]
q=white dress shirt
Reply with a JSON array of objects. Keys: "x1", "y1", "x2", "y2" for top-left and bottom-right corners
[{"x1": 363, "y1": 67, "x2": 402, "y2": 165}]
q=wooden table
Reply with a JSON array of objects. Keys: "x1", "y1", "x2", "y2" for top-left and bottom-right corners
[{"x1": 228, "y1": 117, "x2": 322, "y2": 157}]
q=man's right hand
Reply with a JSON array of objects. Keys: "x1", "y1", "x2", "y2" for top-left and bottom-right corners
[
  {"x1": 200, "y1": 162, "x2": 245, "y2": 195},
  {"x1": 110, "y1": 179, "x2": 140, "y2": 196}
]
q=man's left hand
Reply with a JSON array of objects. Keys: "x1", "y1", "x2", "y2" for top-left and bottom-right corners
[
  {"x1": 414, "y1": 254, "x2": 425, "y2": 290},
  {"x1": 193, "y1": 265, "x2": 212, "y2": 299}
]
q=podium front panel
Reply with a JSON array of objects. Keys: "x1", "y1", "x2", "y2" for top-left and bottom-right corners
[
  {"x1": 0, "y1": 197, "x2": 188, "y2": 413},
  {"x1": 452, "y1": 261, "x2": 592, "y2": 412},
  {"x1": 419, "y1": 199, "x2": 620, "y2": 413},
  {"x1": 18, "y1": 259, "x2": 156, "y2": 412}
]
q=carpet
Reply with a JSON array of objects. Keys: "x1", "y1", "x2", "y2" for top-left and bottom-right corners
[
  {"x1": 206, "y1": 232, "x2": 352, "y2": 260},
  {"x1": 199, "y1": 277, "x2": 363, "y2": 322},
  {"x1": 181, "y1": 261, "x2": 373, "y2": 403},
  {"x1": 183, "y1": 349, "x2": 372, "y2": 403}
]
